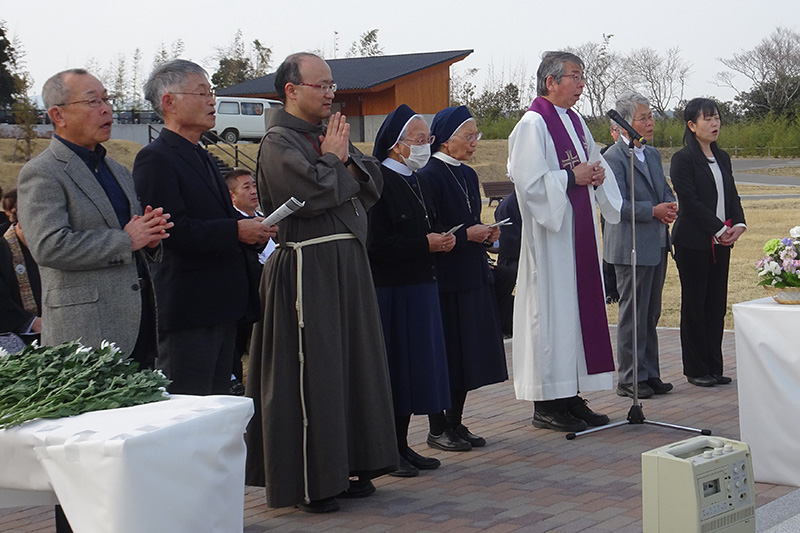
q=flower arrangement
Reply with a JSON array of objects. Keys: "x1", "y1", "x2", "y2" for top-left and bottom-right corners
[{"x1": 755, "y1": 226, "x2": 800, "y2": 288}]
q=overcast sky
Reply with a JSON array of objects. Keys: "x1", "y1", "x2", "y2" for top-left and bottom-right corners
[{"x1": 4, "y1": 0, "x2": 797, "y2": 113}]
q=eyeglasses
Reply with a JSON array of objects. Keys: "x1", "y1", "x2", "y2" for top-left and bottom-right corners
[
  {"x1": 562, "y1": 74, "x2": 587, "y2": 83},
  {"x1": 297, "y1": 82, "x2": 337, "y2": 94},
  {"x1": 633, "y1": 113, "x2": 655, "y2": 123},
  {"x1": 56, "y1": 96, "x2": 112, "y2": 108},
  {"x1": 171, "y1": 89, "x2": 216, "y2": 98},
  {"x1": 400, "y1": 135, "x2": 435, "y2": 147},
  {"x1": 454, "y1": 132, "x2": 482, "y2": 143}
]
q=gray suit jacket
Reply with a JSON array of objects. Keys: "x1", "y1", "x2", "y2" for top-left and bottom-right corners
[
  {"x1": 602, "y1": 139, "x2": 675, "y2": 266},
  {"x1": 17, "y1": 137, "x2": 158, "y2": 353}
]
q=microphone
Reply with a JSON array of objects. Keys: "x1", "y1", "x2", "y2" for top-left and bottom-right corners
[{"x1": 607, "y1": 109, "x2": 646, "y2": 145}]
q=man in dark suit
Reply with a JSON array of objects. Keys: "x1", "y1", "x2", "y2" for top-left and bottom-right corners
[
  {"x1": 602, "y1": 92, "x2": 677, "y2": 399},
  {"x1": 133, "y1": 59, "x2": 276, "y2": 396},
  {"x1": 224, "y1": 168, "x2": 273, "y2": 393}
]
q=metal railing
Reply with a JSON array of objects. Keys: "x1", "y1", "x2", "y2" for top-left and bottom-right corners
[
  {"x1": 200, "y1": 131, "x2": 257, "y2": 173},
  {"x1": 145, "y1": 127, "x2": 258, "y2": 173}
]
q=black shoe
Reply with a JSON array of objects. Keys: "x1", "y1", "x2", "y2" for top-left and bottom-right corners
[
  {"x1": 389, "y1": 455, "x2": 419, "y2": 478},
  {"x1": 532, "y1": 410, "x2": 588, "y2": 432},
  {"x1": 400, "y1": 447, "x2": 441, "y2": 470},
  {"x1": 453, "y1": 424, "x2": 486, "y2": 447},
  {"x1": 687, "y1": 375, "x2": 717, "y2": 387},
  {"x1": 229, "y1": 379, "x2": 245, "y2": 396},
  {"x1": 427, "y1": 429, "x2": 472, "y2": 452},
  {"x1": 566, "y1": 398, "x2": 610, "y2": 427},
  {"x1": 712, "y1": 374, "x2": 732, "y2": 385},
  {"x1": 646, "y1": 377, "x2": 674, "y2": 394},
  {"x1": 616, "y1": 381, "x2": 654, "y2": 399},
  {"x1": 297, "y1": 497, "x2": 339, "y2": 513},
  {"x1": 337, "y1": 479, "x2": 375, "y2": 498}
]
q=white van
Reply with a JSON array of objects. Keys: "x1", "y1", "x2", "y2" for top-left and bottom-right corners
[{"x1": 212, "y1": 97, "x2": 283, "y2": 143}]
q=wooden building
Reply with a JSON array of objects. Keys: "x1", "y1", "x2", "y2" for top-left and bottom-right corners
[{"x1": 215, "y1": 50, "x2": 472, "y2": 142}]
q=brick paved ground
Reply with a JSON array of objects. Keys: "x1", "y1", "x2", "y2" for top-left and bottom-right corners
[{"x1": 1, "y1": 328, "x2": 796, "y2": 532}]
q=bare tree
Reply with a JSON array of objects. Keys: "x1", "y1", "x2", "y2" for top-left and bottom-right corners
[
  {"x1": 130, "y1": 48, "x2": 143, "y2": 110},
  {"x1": 567, "y1": 34, "x2": 627, "y2": 118},
  {"x1": 450, "y1": 66, "x2": 479, "y2": 107},
  {"x1": 112, "y1": 54, "x2": 128, "y2": 109},
  {"x1": 8, "y1": 33, "x2": 37, "y2": 161},
  {"x1": 211, "y1": 30, "x2": 274, "y2": 87},
  {"x1": 716, "y1": 26, "x2": 800, "y2": 117},
  {"x1": 627, "y1": 47, "x2": 690, "y2": 117},
  {"x1": 252, "y1": 39, "x2": 272, "y2": 78},
  {"x1": 347, "y1": 29, "x2": 384, "y2": 58}
]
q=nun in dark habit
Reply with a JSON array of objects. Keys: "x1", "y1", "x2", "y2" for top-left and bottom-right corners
[
  {"x1": 417, "y1": 106, "x2": 509, "y2": 451},
  {"x1": 367, "y1": 104, "x2": 454, "y2": 476}
]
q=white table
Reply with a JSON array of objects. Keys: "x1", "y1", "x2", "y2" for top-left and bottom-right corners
[
  {"x1": 0, "y1": 394, "x2": 254, "y2": 533},
  {"x1": 733, "y1": 297, "x2": 800, "y2": 487}
]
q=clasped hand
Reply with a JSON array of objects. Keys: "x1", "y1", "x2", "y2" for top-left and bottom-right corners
[
  {"x1": 320, "y1": 112, "x2": 350, "y2": 162},
  {"x1": 125, "y1": 205, "x2": 173, "y2": 251},
  {"x1": 653, "y1": 202, "x2": 678, "y2": 224},
  {"x1": 573, "y1": 161, "x2": 605, "y2": 187}
]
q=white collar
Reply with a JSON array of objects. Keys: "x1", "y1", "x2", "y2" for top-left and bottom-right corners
[
  {"x1": 555, "y1": 104, "x2": 569, "y2": 115},
  {"x1": 234, "y1": 206, "x2": 262, "y2": 218},
  {"x1": 381, "y1": 157, "x2": 412, "y2": 176},
  {"x1": 619, "y1": 135, "x2": 646, "y2": 160},
  {"x1": 432, "y1": 151, "x2": 461, "y2": 166}
]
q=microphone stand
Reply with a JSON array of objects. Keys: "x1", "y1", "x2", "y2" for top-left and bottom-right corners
[{"x1": 566, "y1": 135, "x2": 710, "y2": 440}]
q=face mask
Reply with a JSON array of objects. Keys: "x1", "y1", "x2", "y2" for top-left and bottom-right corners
[{"x1": 400, "y1": 142, "x2": 431, "y2": 171}]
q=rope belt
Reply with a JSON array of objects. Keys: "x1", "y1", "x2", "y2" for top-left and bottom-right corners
[{"x1": 278, "y1": 232, "x2": 357, "y2": 504}]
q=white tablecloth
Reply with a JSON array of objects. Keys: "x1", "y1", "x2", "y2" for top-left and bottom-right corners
[
  {"x1": 733, "y1": 297, "x2": 800, "y2": 487},
  {"x1": 0, "y1": 394, "x2": 254, "y2": 533}
]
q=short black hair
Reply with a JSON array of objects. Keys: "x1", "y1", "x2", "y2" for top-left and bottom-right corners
[{"x1": 224, "y1": 168, "x2": 254, "y2": 191}]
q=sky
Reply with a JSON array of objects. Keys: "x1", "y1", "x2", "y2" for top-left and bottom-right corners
[{"x1": 4, "y1": 0, "x2": 798, "y2": 114}]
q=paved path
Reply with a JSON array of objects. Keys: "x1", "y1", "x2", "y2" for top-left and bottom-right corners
[{"x1": 2, "y1": 328, "x2": 796, "y2": 532}]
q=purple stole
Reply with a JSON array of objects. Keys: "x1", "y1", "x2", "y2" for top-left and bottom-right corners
[{"x1": 528, "y1": 97, "x2": 614, "y2": 375}]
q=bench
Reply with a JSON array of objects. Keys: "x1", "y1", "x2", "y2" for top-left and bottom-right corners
[{"x1": 482, "y1": 181, "x2": 515, "y2": 206}]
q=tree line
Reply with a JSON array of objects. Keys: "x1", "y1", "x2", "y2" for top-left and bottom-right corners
[
  {"x1": 452, "y1": 27, "x2": 800, "y2": 141},
  {"x1": 3, "y1": 22, "x2": 800, "y2": 150}
]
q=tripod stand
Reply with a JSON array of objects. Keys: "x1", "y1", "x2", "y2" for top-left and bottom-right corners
[{"x1": 566, "y1": 136, "x2": 710, "y2": 441}]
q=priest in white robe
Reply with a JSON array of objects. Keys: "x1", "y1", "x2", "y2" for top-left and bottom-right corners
[{"x1": 508, "y1": 51, "x2": 622, "y2": 433}]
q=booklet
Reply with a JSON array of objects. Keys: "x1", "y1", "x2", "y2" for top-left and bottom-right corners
[
  {"x1": 261, "y1": 197, "x2": 305, "y2": 226},
  {"x1": 488, "y1": 217, "x2": 512, "y2": 228},
  {"x1": 444, "y1": 224, "x2": 464, "y2": 236}
]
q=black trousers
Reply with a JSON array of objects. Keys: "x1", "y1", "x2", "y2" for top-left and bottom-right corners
[
  {"x1": 157, "y1": 322, "x2": 237, "y2": 395},
  {"x1": 674, "y1": 244, "x2": 730, "y2": 378}
]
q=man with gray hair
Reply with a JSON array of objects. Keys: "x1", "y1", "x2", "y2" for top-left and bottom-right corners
[
  {"x1": 508, "y1": 51, "x2": 622, "y2": 433},
  {"x1": 18, "y1": 69, "x2": 170, "y2": 361},
  {"x1": 18, "y1": 68, "x2": 173, "y2": 533},
  {"x1": 602, "y1": 91, "x2": 677, "y2": 399},
  {"x1": 133, "y1": 59, "x2": 275, "y2": 395}
]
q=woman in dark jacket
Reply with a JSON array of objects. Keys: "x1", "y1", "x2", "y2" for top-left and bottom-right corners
[
  {"x1": 368, "y1": 104, "x2": 454, "y2": 477},
  {"x1": 417, "y1": 106, "x2": 508, "y2": 451},
  {"x1": 670, "y1": 98, "x2": 746, "y2": 387}
]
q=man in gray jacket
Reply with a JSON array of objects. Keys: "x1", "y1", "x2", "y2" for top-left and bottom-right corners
[
  {"x1": 17, "y1": 69, "x2": 172, "y2": 366},
  {"x1": 602, "y1": 91, "x2": 677, "y2": 399}
]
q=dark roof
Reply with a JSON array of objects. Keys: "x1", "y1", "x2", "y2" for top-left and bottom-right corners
[{"x1": 216, "y1": 49, "x2": 473, "y2": 96}]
